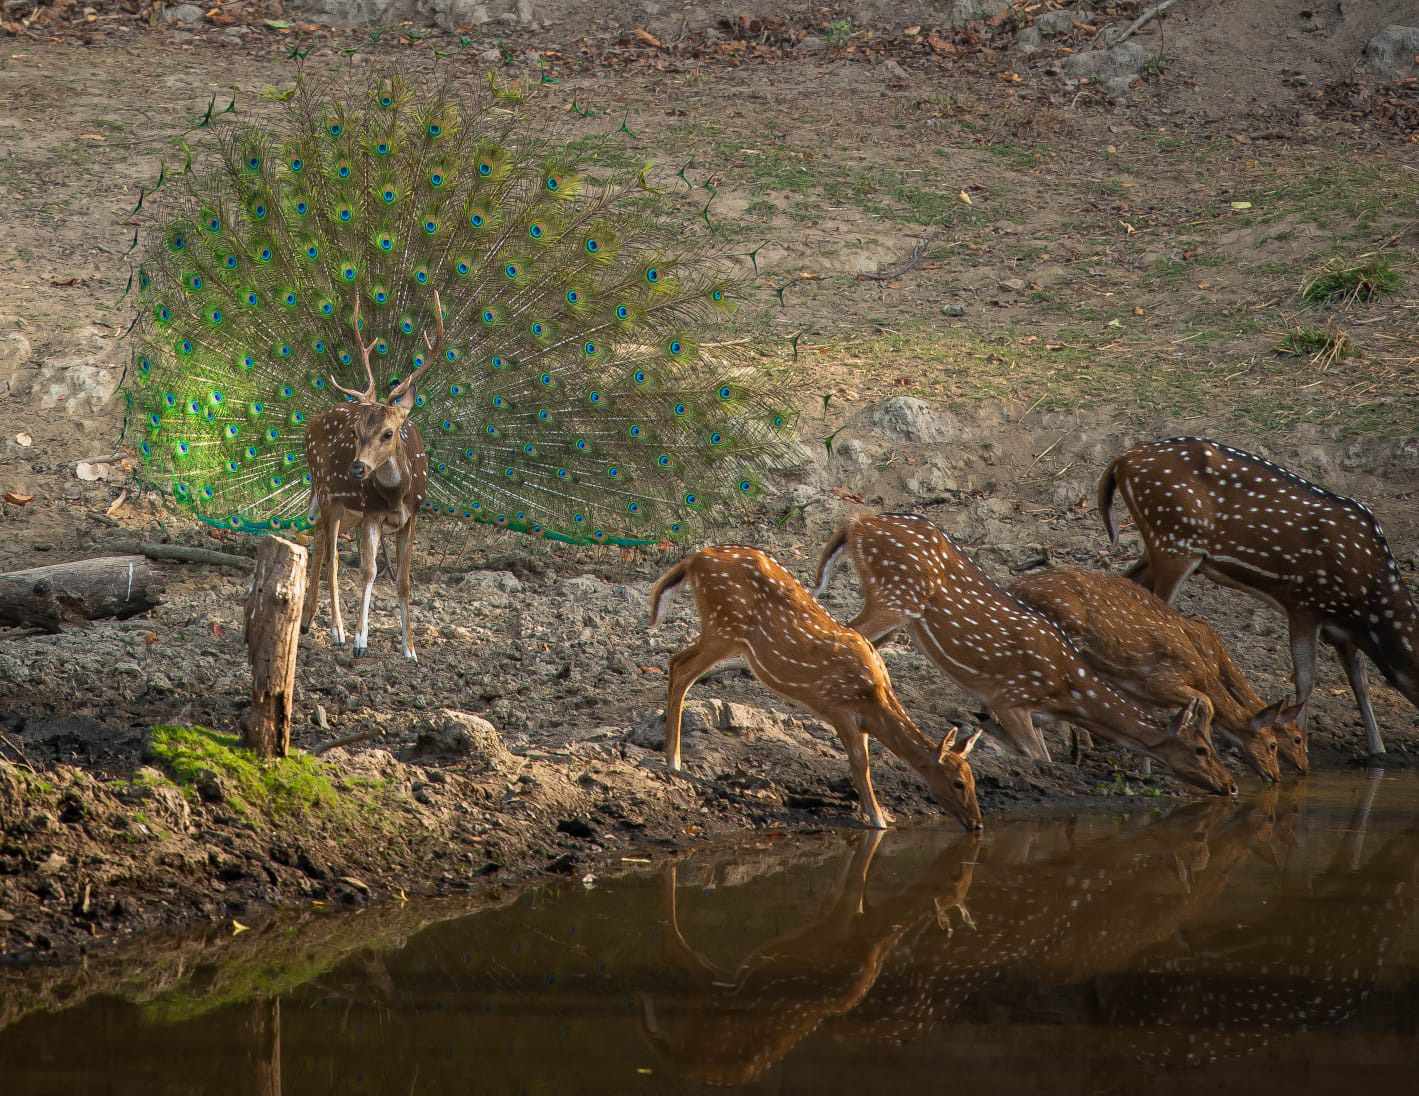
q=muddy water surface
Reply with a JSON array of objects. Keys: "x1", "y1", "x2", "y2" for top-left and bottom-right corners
[{"x1": 4, "y1": 772, "x2": 1419, "y2": 1095}]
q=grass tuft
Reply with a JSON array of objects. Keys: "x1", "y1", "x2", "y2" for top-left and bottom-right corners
[{"x1": 1301, "y1": 256, "x2": 1402, "y2": 305}]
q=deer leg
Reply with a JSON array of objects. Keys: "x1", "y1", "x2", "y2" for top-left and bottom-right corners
[
  {"x1": 664, "y1": 639, "x2": 733, "y2": 772},
  {"x1": 300, "y1": 514, "x2": 327, "y2": 636},
  {"x1": 1287, "y1": 617, "x2": 1321, "y2": 729},
  {"x1": 828, "y1": 714, "x2": 890, "y2": 829},
  {"x1": 1141, "y1": 551, "x2": 1202, "y2": 606},
  {"x1": 353, "y1": 519, "x2": 379, "y2": 657},
  {"x1": 848, "y1": 600, "x2": 910, "y2": 646},
  {"x1": 395, "y1": 515, "x2": 418, "y2": 662},
  {"x1": 1335, "y1": 639, "x2": 1385, "y2": 756},
  {"x1": 326, "y1": 513, "x2": 346, "y2": 646},
  {"x1": 990, "y1": 706, "x2": 1051, "y2": 763}
]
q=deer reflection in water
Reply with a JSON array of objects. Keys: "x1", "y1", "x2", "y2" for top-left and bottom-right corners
[{"x1": 637, "y1": 830, "x2": 980, "y2": 1085}]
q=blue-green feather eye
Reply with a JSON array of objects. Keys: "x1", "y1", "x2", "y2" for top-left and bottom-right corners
[
  {"x1": 379, "y1": 94, "x2": 393, "y2": 108},
  {"x1": 711, "y1": 288, "x2": 724, "y2": 301},
  {"x1": 456, "y1": 260, "x2": 470, "y2": 276},
  {"x1": 505, "y1": 263, "x2": 519, "y2": 279},
  {"x1": 469, "y1": 212, "x2": 484, "y2": 227},
  {"x1": 376, "y1": 142, "x2": 390, "y2": 156},
  {"x1": 224, "y1": 254, "x2": 238, "y2": 269},
  {"x1": 738, "y1": 480, "x2": 754, "y2": 493},
  {"x1": 207, "y1": 215, "x2": 220, "y2": 231},
  {"x1": 566, "y1": 290, "x2": 579, "y2": 304},
  {"x1": 424, "y1": 218, "x2": 437, "y2": 234},
  {"x1": 583, "y1": 341, "x2": 596, "y2": 356},
  {"x1": 209, "y1": 308, "x2": 223, "y2": 324},
  {"x1": 306, "y1": 243, "x2": 318, "y2": 259},
  {"x1": 430, "y1": 171, "x2": 444, "y2": 187},
  {"x1": 616, "y1": 305, "x2": 629, "y2": 319},
  {"x1": 428, "y1": 121, "x2": 442, "y2": 137},
  {"x1": 633, "y1": 370, "x2": 647, "y2": 384},
  {"x1": 718, "y1": 385, "x2": 732, "y2": 399},
  {"x1": 529, "y1": 223, "x2": 543, "y2": 239},
  {"x1": 530, "y1": 322, "x2": 544, "y2": 336},
  {"x1": 328, "y1": 122, "x2": 342, "y2": 137},
  {"x1": 710, "y1": 432, "x2": 724, "y2": 445},
  {"x1": 258, "y1": 246, "x2": 273, "y2": 262},
  {"x1": 382, "y1": 186, "x2": 396, "y2": 203},
  {"x1": 588, "y1": 390, "x2": 602, "y2": 404},
  {"x1": 289, "y1": 157, "x2": 303, "y2": 172},
  {"x1": 627, "y1": 425, "x2": 642, "y2": 438},
  {"x1": 294, "y1": 200, "x2": 308, "y2": 215},
  {"x1": 337, "y1": 163, "x2": 351, "y2": 179},
  {"x1": 477, "y1": 161, "x2": 491, "y2": 176},
  {"x1": 283, "y1": 291, "x2": 297, "y2": 306},
  {"x1": 673, "y1": 403, "x2": 686, "y2": 416},
  {"x1": 481, "y1": 310, "x2": 495, "y2": 324},
  {"x1": 645, "y1": 267, "x2": 659, "y2": 283},
  {"x1": 246, "y1": 155, "x2": 260, "y2": 170},
  {"x1": 669, "y1": 340, "x2": 683, "y2": 355},
  {"x1": 657, "y1": 454, "x2": 671, "y2": 467},
  {"x1": 546, "y1": 176, "x2": 559, "y2": 192}
]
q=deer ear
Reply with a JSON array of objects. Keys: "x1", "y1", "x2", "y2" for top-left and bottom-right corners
[
  {"x1": 960, "y1": 729, "x2": 982, "y2": 758},
  {"x1": 937, "y1": 727, "x2": 958, "y2": 763}
]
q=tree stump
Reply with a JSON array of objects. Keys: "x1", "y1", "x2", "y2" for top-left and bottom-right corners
[
  {"x1": 0, "y1": 555, "x2": 163, "y2": 631},
  {"x1": 242, "y1": 537, "x2": 307, "y2": 759}
]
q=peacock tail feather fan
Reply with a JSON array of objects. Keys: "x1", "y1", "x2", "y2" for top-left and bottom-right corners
[{"x1": 123, "y1": 71, "x2": 797, "y2": 545}]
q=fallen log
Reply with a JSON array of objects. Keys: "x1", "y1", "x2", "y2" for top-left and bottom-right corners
[{"x1": 0, "y1": 555, "x2": 163, "y2": 631}]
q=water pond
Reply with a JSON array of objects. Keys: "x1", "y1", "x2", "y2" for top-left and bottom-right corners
[{"x1": 3, "y1": 771, "x2": 1419, "y2": 1094}]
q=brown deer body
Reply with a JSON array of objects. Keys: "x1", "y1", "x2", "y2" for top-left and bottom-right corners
[
  {"x1": 649, "y1": 545, "x2": 983, "y2": 831},
  {"x1": 299, "y1": 295, "x2": 441, "y2": 660},
  {"x1": 814, "y1": 513, "x2": 1236, "y2": 796},
  {"x1": 1099, "y1": 436, "x2": 1419, "y2": 756},
  {"x1": 1009, "y1": 567, "x2": 1301, "y2": 782}
]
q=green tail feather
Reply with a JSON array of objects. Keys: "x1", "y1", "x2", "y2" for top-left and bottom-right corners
[{"x1": 123, "y1": 71, "x2": 796, "y2": 544}]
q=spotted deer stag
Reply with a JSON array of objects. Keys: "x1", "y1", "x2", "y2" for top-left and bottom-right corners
[
  {"x1": 299, "y1": 293, "x2": 440, "y2": 660},
  {"x1": 649, "y1": 546, "x2": 984, "y2": 831},
  {"x1": 1099, "y1": 437, "x2": 1419, "y2": 756},
  {"x1": 1010, "y1": 567, "x2": 1304, "y2": 782},
  {"x1": 814, "y1": 513, "x2": 1236, "y2": 796}
]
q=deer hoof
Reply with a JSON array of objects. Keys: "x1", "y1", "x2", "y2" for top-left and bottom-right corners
[
  {"x1": 404, "y1": 648, "x2": 418, "y2": 662},
  {"x1": 353, "y1": 645, "x2": 367, "y2": 659}
]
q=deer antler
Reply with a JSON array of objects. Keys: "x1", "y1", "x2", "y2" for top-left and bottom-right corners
[
  {"x1": 330, "y1": 298, "x2": 379, "y2": 403},
  {"x1": 388, "y1": 289, "x2": 444, "y2": 406}
]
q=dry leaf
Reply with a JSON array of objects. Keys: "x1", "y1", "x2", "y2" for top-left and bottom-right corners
[
  {"x1": 633, "y1": 27, "x2": 660, "y2": 47},
  {"x1": 231, "y1": 920, "x2": 249, "y2": 935},
  {"x1": 957, "y1": 189, "x2": 973, "y2": 205},
  {"x1": 78, "y1": 132, "x2": 104, "y2": 141},
  {"x1": 3, "y1": 492, "x2": 33, "y2": 505},
  {"x1": 1133, "y1": 306, "x2": 1145, "y2": 316},
  {"x1": 1120, "y1": 221, "x2": 1135, "y2": 234},
  {"x1": 1230, "y1": 200, "x2": 1252, "y2": 210},
  {"x1": 105, "y1": 490, "x2": 128, "y2": 515},
  {"x1": 15, "y1": 433, "x2": 31, "y2": 447},
  {"x1": 50, "y1": 276, "x2": 80, "y2": 287}
]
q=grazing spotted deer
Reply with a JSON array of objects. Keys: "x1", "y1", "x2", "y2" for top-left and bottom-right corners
[
  {"x1": 1009, "y1": 567, "x2": 1303, "y2": 782},
  {"x1": 299, "y1": 294, "x2": 440, "y2": 660},
  {"x1": 1099, "y1": 436, "x2": 1419, "y2": 756},
  {"x1": 814, "y1": 513, "x2": 1236, "y2": 796},
  {"x1": 649, "y1": 546, "x2": 984, "y2": 831}
]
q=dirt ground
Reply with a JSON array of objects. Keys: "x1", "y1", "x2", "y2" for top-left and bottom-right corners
[{"x1": 1, "y1": 1, "x2": 1418, "y2": 965}]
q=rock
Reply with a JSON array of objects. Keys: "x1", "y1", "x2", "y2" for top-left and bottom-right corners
[
  {"x1": 940, "y1": 302, "x2": 967, "y2": 317},
  {"x1": 721, "y1": 701, "x2": 784, "y2": 737},
  {"x1": 0, "y1": 331, "x2": 30, "y2": 395},
  {"x1": 868, "y1": 396, "x2": 958, "y2": 444},
  {"x1": 1105, "y1": 75, "x2": 1137, "y2": 96},
  {"x1": 28, "y1": 326, "x2": 119, "y2": 423},
  {"x1": 1361, "y1": 25, "x2": 1419, "y2": 79},
  {"x1": 1059, "y1": 41, "x2": 1150, "y2": 80},
  {"x1": 0, "y1": 762, "x2": 23, "y2": 820},
  {"x1": 950, "y1": 0, "x2": 1009, "y2": 26},
  {"x1": 162, "y1": 2, "x2": 203, "y2": 22},
  {"x1": 1015, "y1": 26, "x2": 1043, "y2": 52},
  {"x1": 799, "y1": 35, "x2": 825, "y2": 50},
  {"x1": 414, "y1": 708, "x2": 512, "y2": 768},
  {"x1": 879, "y1": 59, "x2": 909, "y2": 81},
  {"x1": 1036, "y1": 8, "x2": 1086, "y2": 35}
]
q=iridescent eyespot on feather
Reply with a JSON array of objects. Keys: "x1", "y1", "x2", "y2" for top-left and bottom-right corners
[
  {"x1": 163, "y1": 393, "x2": 177, "y2": 407},
  {"x1": 207, "y1": 215, "x2": 220, "y2": 231},
  {"x1": 174, "y1": 441, "x2": 190, "y2": 457},
  {"x1": 633, "y1": 370, "x2": 647, "y2": 384},
  {"x1": 556, "y1": 468, "x2": 568, "y2": 479},
  {"x1": 428, "y1": 122, "x2": 442, "y2": 137},
  {"x1": 186, "y1": 274, "x2": 203, "y2": 290},
  {"x1": 400, "y1": 319, "x2": 414, "y2": 334},
  {"x1": 424, "y1": 219, "x2": 437, "y2": 234},
  {"x1": 377, "y1": 233, "x2": 394, "y2": 251},
  {"x1": 588, "y1": 391, "x2": 602, "y2": 404},
  {"x1": 523, "y1": 444, "x2": 535, "y2": 456},
  {"x1": 374, "y1": 340, "x2": 387, "y2": 354},
  {"x1": 657, "y1": 454, "x2": 672, "y2": 467},
  {"x1": 244, "y1": 291, "x2": 259, "y2": 306},
  {"x1": 294, "y1": 201, "x2": 308, "y2": 215},
  {"x1": 477, "y1": 161, "x2": 491, "y2": 176},
  {"x1": 258, "y1": 246, "x2": 273, "y2": 262},
  {"x1": 209, "y1": 308, "x2": 223, "y2": 324},
  {"x1": 628, "y1": 425, "x2": 642, "y2": 438},
  {"x1": 430, "y1": 172, "x2": 444, "y2": 187},
  {"x1": 246, "y1": 155, "x2": 260, "y2": 170},
  {"x1": 414, "y1": 266, "x2": 429, "y2": 284},
  {"x1": 491, "y1": 396, "x2": 506, "y2": 408},
  {"x1": 645, "y1": 267, "x2": 659, "y2": 283},
  {"x1": 379, "y1": 94, "x2": 393, "y2": 108},
  {"x1": 328, "y1": 123, "x2": 342, "y2": 137},
  {"x1": 538, "y1": 373, "x2": 552, "y2": 386},
  {"x1": 252, "y1": 203, "x2": 267, "y2": 219},
  {"x1": 382, "y1": 187, "x2": 396, "y2": 203},
  {"x1": 177, "y1": 340, "x2": 193, "y2": 356},
  {"x1": 283, "y1": 291, "x2": 297, "y2": 306},
  {"x1": 529, "y1": 224, "x2": 543, "y2": 239},
  {"x1": 684, "y1": 493, "x2": 698, "y2": 505},
  {"x1": 224, "y1": 254, "x2": 238, "y2": 269},
  {"x1": 539, "y1": 409, "x2": 551, "y2": 421},
  {"x1": 607, "y1": 467, "x2": 620, "y2": 479},
  {"x1": 138, "y1": 356, "x2": 152, "y2": 374},
  {"x1": 306, "y1": 243, "x2": 318, "y2": 259},
  {"x1": 279, "y1": 386, "x2": 293, "y2": 398},
  {"x1": 711, "y1": 289, "x2": 724, "y2": 301},
  {"x1": 545, "y1": 176, "x2": 559, "y2": 192},
  {"x1": 450, "y1": 384, "x2": 462, "y2": 396},
  {"x1": 530, "y1": 322, "x2": 544, "y2": 336},
  {"x1": 627, "y1": 502, "x2": 640, "y2": 513},
  {"x1": 155, "y1": 304, "x2": 171, "y2": 322},
  {"x1": 615, "y1": 305, "x2": 629, "y2": 319},
  {"x1": 669, "y1": 340, "x2": 683, "y2": 355},
  {"x1": 376, "y1": 142, "x2": 390, "y2": 156},
  {"x1": 337, "y1": 205, "x2": 353, "y2": 222},
  {"x1": 718, "y1": 386, "x2": 732, "y2": 399},
  {"x1": 738, "y1": 480, "x2": 755, "y2": 493},
  {"x1": 566, "y1": 290, "x2": 580, "y2": 304},
  {"x1": 283, "y1": 448, "x2": 298, "y2": 460},
  {"x1": 338, "y1": 351, "x2": 351, "y2": 365},
  {"x1": 319, "y1": 300, "x2": 333, "y2": 316},
  {"x1": 288, "y1": 412, "x2": 304, "y2": 426},
  {"x1": 709, "y1": 433, "x2": 724, "y2": 445},
  {"x1": 583, "y1": 342, "x2": 596, "y2": 355},
  {"x1": 225, "y1": 460, "x2": 239, "y2": 472},
  {"x1": 146, "y1": 412, "x2": 160, "y2": 427},
  {"x1": 469, "y1": 212, "x2": 484, "y2": 227},
  {"x1": 504, "y1": 263, "x2": 519, "y2": 280},
  {"x1": 456, "y1": 260, "x2": 470, "y2": 276},
  {"x1": 575, "y1": 439, "x2": 588, "y2": 451},
  {"x1": 585, "y1": 238, "x2": 599, "y2": 253},
  {"x1": 772, "y1": 414, "x2": 787, "y2": 428},
  {"x1": 673, "y1": 403, "x2": 687, "y2": 416},
  {"x1": 342, "y1": 264, "x2": 357, "y2": 282},
  {"x1": 266, "y1": 427, "x2": 281, "y2": 442},
  {"x1": 242, "y1": 356, "x2": 256, "y2": 370},
  {"x1": 276, "y1": 345, "x2": 292, "y2": 358},
  {"x1": 289, "y1": 158, "x2": 303, "y2": 172},
  {"x1": 481, "y1": 310, "x2": 495, "y2": 324}
]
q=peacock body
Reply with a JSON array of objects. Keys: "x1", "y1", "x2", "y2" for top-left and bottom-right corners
[{"x1": 123, "y1": 71, "x2": 796, "y2": 547}]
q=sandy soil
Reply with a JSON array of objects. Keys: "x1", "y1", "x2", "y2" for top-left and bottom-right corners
[{"x1": 1, "y1": 1, "x2": 1417, "y2": 963}]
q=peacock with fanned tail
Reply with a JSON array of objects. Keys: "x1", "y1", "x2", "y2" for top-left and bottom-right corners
[{"x1": 122, "y1": 71, "x2": 796, "y2": 551}]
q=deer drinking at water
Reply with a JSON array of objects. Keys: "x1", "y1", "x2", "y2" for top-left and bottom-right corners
[
  {"x1": 1099, "y1": 436, "x2": 1419, "y2": 757},
  {"x1": 649, "y1": 545, "x2": 983, "y2": 831},
  {"x1": 814, "y1": 512, "x2": 1236, "y2": 796},
  {"x1": 1009, "y1": 567, "x2": 1303, "y2": 780}
]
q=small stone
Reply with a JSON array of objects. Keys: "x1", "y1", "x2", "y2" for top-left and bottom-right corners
[
  {"x1": 1361, "y1": 25, "x2": 1419, "y2": 80},
  {"x1": 799, "y1": 35, "x2": 825, "y2": 50},
  {"x1": 163, "y1": 2, "x2": 203, "y2": 23},
  {"x1": 1015, "y1": 26, "x2": 1043, "y2": 52},
  {"x1": 940, "y1": 302, "x2": 967, "y2": 317}
]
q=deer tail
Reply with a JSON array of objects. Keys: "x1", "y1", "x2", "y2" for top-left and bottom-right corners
[
  {"x1": 649, "y1": 558, "x2": 693, "y2": 627},
  {"x1": 813, "y1": 519, "x2": 853, "y2": 597},
  {"x1": 1097, "y1": 459, "x2": 1121, "y2": 544}
]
